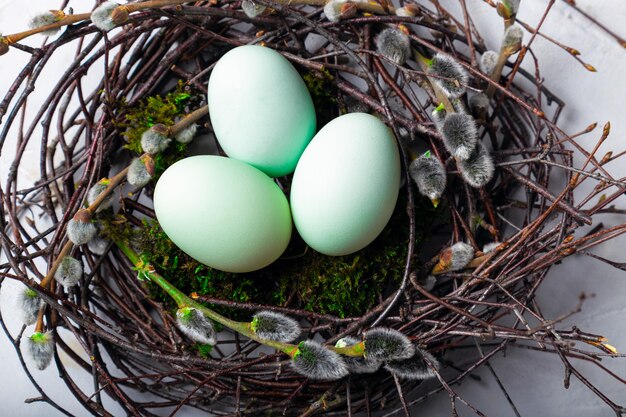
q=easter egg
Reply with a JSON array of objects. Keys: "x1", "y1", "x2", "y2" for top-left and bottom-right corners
[
  {"x1": 154, "y1": 155, "x2": 292, "y2": 273},
  {"x1": 290, "y1": 113, "x2": 401, "y2": 256},
  {"x1": 207, "y1": 45, "x2": 316, "y2": 177}
]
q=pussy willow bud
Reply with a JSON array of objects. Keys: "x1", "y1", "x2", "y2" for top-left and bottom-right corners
[
  {"x1": 16, "y1": 286, "x2": 43, "y2": 325},
  {"x1": 479, "y1": 50, "x2": 498, "y2": 74},
  {"x1": 395, "y1": 4, "x2": 420, "y2": 17},
  {"x1": 176, "y1": 307, "x2": 216, "y2": 345},
  {"x1": 363, "y1": 328, "x2": 415, "y2": 361},
  {"x1": 66, "y1": 209, "x2": 97, "y2": 245},
  {"x1": 451, "y1": 98, "x2": 468, "y2": 115},
  {"x1": 376, "y1": 27, "x2": 411, "y2": 65},
  {"x1": 27, "y1": 331, "x2": 54, "y2": 371},
  {"x1": 87, "y1": 221, "x2": 109, "y2": 256},
  {"x1": 323, "y1": 0, "x2": 350, "y2": 23},
  {"x1": 335, "y1": 337, "x2": 381, "y2": 374},
  {"x1": 251, "y1": 311, "x2": 301, "y2": 342},
  {"x1": 385, "y1": 348, "x2": 439, "y2": 380},
  {"x1": 54, "y1": 256, "x2": 83, "y2": 288},
  {"x1": 497, "y1": 0, "x2": 520, "y2": 19},
  {"x1": 141, "y1": 124, "x2": 171, "y2": 154},
  {"x1": 451, "y1": 242, "x2": 474, "y2": 270},
  {"x1": 339, "y1": 3, "x2": 358, "y2": 19},
  {"x1": 431, "y1": 103, "x2": 447, "y2": 128},
  {"x1": 469, "y1": 93, "x2": 490, "y2": 118},
  {"x1": 429, "y1": 53, "x2": 469, "y2": 99},
  {"x1": 459, "y1": 144, "x2": 495, "y2": 188},
  {"x1": 0, "y1": 37, "x2": 9, "y2": 56},
  {"x1": 110, "y1": 5, "x2": 129, "y2": 26},
  {"x1": 127, "y1": 156, "x2": 155, "y2": 188},
  {"x1": 503, "y1": 25, "x2": 524, "y2": 53},
  {"x1": 174, "y1": 123, "x2": 198, "y2": 144},
  {"x1": 482, "y1": 241, "x2": 500, "y2": 253},
  {"x1": 241, "y1": 0, "x2": 267, "y2": 18},
  {"x1": 87, "y1": 235, "x2": 109, "y2": 256},
  {"x1": 91, "y1": 1, "x2": 119, "y2": 32},
  {"x1": 436, "y1": 242, "x2": 474, "y2": 273},
  {"x1": 87, "y1": 179, "x2": 113, "y2": 212},
  {"x1": 409, "y1": 151, "x2": 447, "y2": 207},
  {"x1": 440, "y1": 113, "x2": 478, "y2": 160},
  {"x1": 292, "y1": 340, "x2": 348, "y2": 380},
  {"x1": 29, "y1": 10, "x2": 66, "y2": 36}
]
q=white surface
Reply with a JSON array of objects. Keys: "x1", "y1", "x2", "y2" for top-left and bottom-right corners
[{"x1": 1, "y1": 1, "x2": 625, "y2": 416}]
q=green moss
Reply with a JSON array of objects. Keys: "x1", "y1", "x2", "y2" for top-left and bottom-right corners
[
  {"x1": 115, "y1": 82, "x2": 201, "y2": 181},
  {"x1": 125, "y1": 218, "x2": 264, "y2": 319},
  {"x1": 269, "y1": 193, "x2": 440, "y2": 318},
  {"x1": 302, "y1": 68, "x2": 337, "y2": 125},
  {"x1": 104, "y1": 190, "x2": 441, "y2": 320},
  {"x1": 192, "y1": 343, "x2": 213, "y2": 359}
]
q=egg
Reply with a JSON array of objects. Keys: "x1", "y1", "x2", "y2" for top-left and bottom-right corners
[
  {"x1": 207, "y1": 45, "x2": 316, "y2": 177},
  {"x1": 290, "y1": 113, "x2": 401, "y2": 256},
  {"x1": 154, "y1": 155, "x2": 292, "y2": 273}
]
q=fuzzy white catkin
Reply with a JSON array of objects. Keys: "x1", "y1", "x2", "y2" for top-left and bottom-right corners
[
  {"x1": 409, "y1": 154, "x2": 447, "y2": 203},
  {"x1": 174, "y1": 123, "x2": 198, "y2": 144},
  {"x1": 323, "y1": 0, "x2": 346, "y2": 23},
  {"x1": 502, "y1": 0, "x2": 521, "y2": 14},
  {"x1": 29, "y1": 11, "x2": 62, "y2": 36},
  {"x1": 66, "y1": 217, "x2": 97, "y2": 245},
  {"x1": 176, "y1": 308, "x2": 216, "y2": 345},
  {"x1": 87, "y1": 236, "x2": 109, "y2": 255},
  {"x1": 127, "y1": 158, "x2": 152, "y2": 187},
  {"x1": 27, "y1": 331, "x2": 54, "y2": 370},
  {"x1": 429, "y1": 53, "x2": 469, "y2": 99},
  {"x1": 385, "y1": 348, "x2": 439, "y2": 380},
  {"x1": 440, "y1": 113, "x2": 478, "y2": 160},
  {"x1": 479, "y1": 50, "x2": 498, "y2": 74},
  {"x1": 431, "y1": 107, "x2": 447, "y2": 128},
  {"x1": 459, "y1": 144, "x2": 495, "y2": 188},
  {"x1": 363, "y1": 327, "x2": 415, "y2": 361},
  {"x1": 376, "y1": 27, "x2": 411, "y2": 65},
  {"x1": 241, "y1": 0, "x2": 266, "y2": 18},
  {"x1": 54, "y1": 256, "x2": 83, "y2": 288},
  {"x1": 483, "y1": 241, "x2": 500, "y2": 253},
  {"x1": 141, "y1": 128, "x2": 171, "y2": 154},
  {"x1": 87, "y1": 182, "x2": 113, "y2": 212},
  {"x1": 251, "y1": 311, "x2": 301, "y2": 342},
  {"x1": 292, "y1": 340, "x2": 349, "y2": 380},
  {"x1": 16, "y1": 286, "x2": 43, "y2": 325},
  {"x1": 449, "y1": 242, "x2": 475, "y2": 271},
  {"x1": 91, "y1": 1, "x2": 119, "y2": 32},
  {"x1": 335, "y1": 336, "x2": 382, "y2": 374},
  {"x1": 503, "y1": 25, "x2": 524, "y2": 50},
  {"x1": 395, "y1": 6, "x2": 416, "y2": 17},
  {"x1": 470, "y1": 93, "x2": 490, "y2": 114}
]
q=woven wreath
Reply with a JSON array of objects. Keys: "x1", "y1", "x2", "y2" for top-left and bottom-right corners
[{"x1": 1, "y1": 1, "x2": 625, "y2": 416}]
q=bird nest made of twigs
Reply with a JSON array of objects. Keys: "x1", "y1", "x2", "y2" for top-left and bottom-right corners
[{"x1": 1, "y1": 1, "x2": 625, "y2": 416}]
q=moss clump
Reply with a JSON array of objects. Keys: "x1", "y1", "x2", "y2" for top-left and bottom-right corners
[
  {"x1": 102, "y1": 191, "x2": 441, "y2": 319},
  {"x1": 125, "y1": 218, "x2": 266, "y2": 320},
  {"x1": 270, "y1": 193, "x2": 439, "y2": 317},
  {"x1": 116, "y1": 82, "x2": 201, "y2": 181},
  {"x1": 302, "y1": 68, "x2": 337, "y2": 125},
  {"x1": 192, "y1": 343, "x2": 213, "y2": 359}
]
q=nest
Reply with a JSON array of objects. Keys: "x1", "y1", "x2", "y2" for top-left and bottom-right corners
[{"x1": 1, "y1": 1, "x2": 625, "y2": 416}]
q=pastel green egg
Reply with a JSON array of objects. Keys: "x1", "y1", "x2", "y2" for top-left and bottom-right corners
[
  {"x1": 154, "y1": 155, "x2": 292, "y2": 273},
  {"x1": 290, "y1": 113, "x2": 401, "y2": 256},
  {"x1": 207, "y1": 45, "x2": 316, "y2": 177}
]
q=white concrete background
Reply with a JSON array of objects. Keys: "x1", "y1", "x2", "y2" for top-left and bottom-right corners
[{"x1": 0, "y1": 1, "x2": 625, "y2": 416}]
